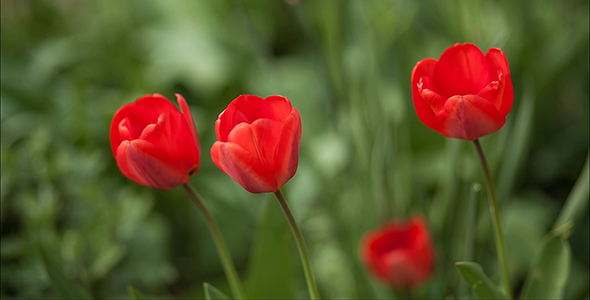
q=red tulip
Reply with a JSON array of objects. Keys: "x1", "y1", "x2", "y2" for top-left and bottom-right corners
[
  {"x1": 211, "y1": 95, "x2": 301, "y2": 193},
  {"x1": 411, "y1": 43, "x2": 513, "y2": 140},
  {"x1": 360, "y1": 215, "x2": 436, "y2": 290},
  {"x1": 110, "y1": 94, "x2": 200, "y2": 190}
]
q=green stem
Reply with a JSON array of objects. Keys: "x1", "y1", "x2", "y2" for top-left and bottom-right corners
[
  {"x1": 183, "y1": 184, "x2": 246, "y2": 300},
  {"x1": 275, "y1": 190, "x2": 320, "y2": 300},
  {"x1": 473, "y1": 139, "x2": 512, "y2": 298}
]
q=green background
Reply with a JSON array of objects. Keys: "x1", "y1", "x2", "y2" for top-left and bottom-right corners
[{"x1": 1, "y1": 0, "x2": 588, "y2": 299}]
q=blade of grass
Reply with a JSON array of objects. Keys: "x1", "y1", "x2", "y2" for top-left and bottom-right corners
[
  {"x1": 455, "y1": 262, "x2": 509, "y2": 299},
  {"x1": 553, "y1": 154, "x2": 589, "y2": 232},
  {"x1": 204, "y1": 282, "x2": 231, "y2": 300},
  {"x1": 520, "y1": 233, "x2": 571, "y2": 299}
]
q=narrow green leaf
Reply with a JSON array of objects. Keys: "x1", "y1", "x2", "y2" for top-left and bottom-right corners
[
  {"x1": 244, "y1": 198, "x2": 294, "y2": 299},
  {"x1": 204, "y1": 282, "x2": 230, "y2": 300},
  {"x1": 127, "y1": 286, "x2": 149, "y2": 300},
  {"x1": 553, "y1": 154, "x2": 589, "y2": 232},
  {"x1": 520, "y1": 234, "x2": 571, "y2": 299},
  {"x1": 33, "y1": 236, "x2": 93, "y2": 299},
  {"x1": 455, "y1": 261, "x2": 509, "y2": 299}
]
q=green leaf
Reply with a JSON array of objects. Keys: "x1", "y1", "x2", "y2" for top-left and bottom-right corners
[
  {"x1": 127, "y1": 286, "x2": 149, "y2": 300},
  {"x1": 244, "y1": 198, "x2": 294, "y2": 299},
  {"x1": 553, "y1": 154, "x2": 589, "y2": 233},
  {"x1": 520, "y1": 234, "x2": 571, "y2": 299},
  {"x1": 455, "y1": 261, "x2": 509, "y2": 299},
  {"x1": 204, "y1": 282, "x2": 230, "y2": 300},
  {"x1": 33, "y1": 236, "x2": 93, "y2": 299}
]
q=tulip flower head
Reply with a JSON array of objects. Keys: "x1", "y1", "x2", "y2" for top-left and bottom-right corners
[
  {"x1": 110, "y1": 94, "x2": 200, "y2": 190},
  {"x1": 411, "y1": 43, "x2": 513, "y2": 140},
  {"x1": 211, "y1": 95, "x2": 301, "y2": 193},
  {"x1": 360, "y1": 216, "x2": 436, "y2": 291}
]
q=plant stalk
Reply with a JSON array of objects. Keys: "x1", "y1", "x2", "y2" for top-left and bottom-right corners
[
  {"x1": 275, "y1": 189, "x2": 320, "y2": 299},
  {"x1": 183, "y1": 184, "x2": 246, "y2": 299},
  {"x1": 473, "y1": 139, "x2": 512, "y2": 298}
]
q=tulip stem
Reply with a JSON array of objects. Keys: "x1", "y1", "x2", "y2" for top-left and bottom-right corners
[
  {"x1": 275, "y1": 189, "x2": 320, "y2": 300},
  {"x1": 472, "y1": 139, "x2": 511, "y2": 298},
  {"x1": 183, "y1": 184, "x2": 246, "y2": 300}
]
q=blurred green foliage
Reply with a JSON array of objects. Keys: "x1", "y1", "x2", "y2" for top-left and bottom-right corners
[{"x1": 1, "y1": 0, "x2": 588, "y2": 299}]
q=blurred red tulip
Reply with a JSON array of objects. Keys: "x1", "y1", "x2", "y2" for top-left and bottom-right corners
[
  {"x1": 110, "y1": 94, "x2": 200, "y2": 190},
  {"x1": 360, "y1": 216, "x2": 436, "y2": 290},
  {"x1": 211, "y1": 95, "x2": 301, "y2": 193},
  {"x1": 411, "y1": 43, "x2": 513, "y2": 140}
]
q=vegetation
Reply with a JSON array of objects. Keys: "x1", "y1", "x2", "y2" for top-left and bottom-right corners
[{"x1": 1, "y1": 0, "x2": 588, "y2": 298}]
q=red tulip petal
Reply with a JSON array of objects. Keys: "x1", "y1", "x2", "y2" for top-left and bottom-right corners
[
  {"x1": 418, "y1": 78, "x2": 447, "y2": 113},
  {"x1": 138, "y1": 110, "x2": 200, "y2": 172},
  {"x1": 435, "y1": 94, "x2": 506, "y2": 140},
  {"x1": 110, "y1": 94, "x2": 178, "y2": 155},
  {"x1": 274, "y1": 109, "x2": 301, "y2": 188},
  {"x1": 250, "y1": 119, "x2": 283, "y2": 170},
  {"x1": 417, "y1": 71, "x2": 441, "y2": 93},
  {"x1": 361, "y1": 220, "x2": 417, "y2": 278},
  {"x1": 477, "y1": 76, "x2": 504, "y2": 111},
  {"x1": 216, "y1": 106, "x2": 250, "y2": 142},
  {"x1": 111, "y1": 104, "x2": 137, "y2": 155},
  {"x1": 408, "y1": 216, "x2": 431, "y2": 248},
  {"x1": 226, "y1": 120, "x2": 283, "y2": 173},
  {"x1": 151, "y1": 93, "x2": 168, "y2": 99},
  {"x1": 211, "y1": 141, "x2": 277, "y2": 193},
  {"x1": 120, "y1": 95, "x2": 178, "y2": 133},
  {"x1": 408, "y1": 217, "x2": 436, "y2": 271},
  {"x1": 118, "y1": 117, "x2": 135, "y2": 141},
  {"x1": 116, "y1": 140, "x2": 189, "y2": 190},
  {"x1": 217, "y1": 95, "x2": 267, "y2": 141},
  {"x1": 498, "y1": 75, "x2": 513, "y2": 116},
  {"x1": 434, "y1": 43, "x2": 491, "y2": 97},
  {"x1": 360, "y1": 232, "x2": 387, "y2": 280},
  {"x1": 485, "y1": 48, "x2": 510, "y2": 79},
  {"x1": 370, "y1": 224, "x2": 414, "y2": 257},
  {"x1": 250, "y1": 95, "x2": 293, "y2": 123},
  {"x1": 360, "y1": 215, "x2": 435, "y2": 290},
  {"x1": 486, "y1": 48, "x2": 513, "y2": 116},
  {"x1": 176, "y1": 93, "x2": 201, "y2": 157},
  {"x1": 411, "y1": 58, "x2": 439, "y2": 129},
  {"x1": 228, "y1": 94, "x2": 265, "y2": 120},
  {"x1": 215, "y1": 118, "x2": 222, "y2": 141},
  {"x1": 380, "y1": 250, "x2": 424, "y2": 289}
]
